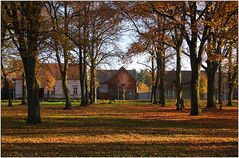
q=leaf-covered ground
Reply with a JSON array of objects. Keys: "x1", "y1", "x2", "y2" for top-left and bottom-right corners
[{"x1": 1, "y1": 102, "x2": 238, "y2": 157}]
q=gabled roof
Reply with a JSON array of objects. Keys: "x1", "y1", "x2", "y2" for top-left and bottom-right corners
[{"x1": 96, "y1": 66, "x2": 136, "y2": 84}]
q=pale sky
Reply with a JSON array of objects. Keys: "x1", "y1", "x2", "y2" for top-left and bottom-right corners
[{"x1": 104, "y1": 32, "x2": 192, "y2": 72}]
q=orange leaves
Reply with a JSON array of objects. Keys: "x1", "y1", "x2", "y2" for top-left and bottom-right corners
[
  {"x1": 128, "y1": 42, "x2": 146, "y2": 55},
  {"x1": 200, "y1": 74, "x2": 207, "y2": 95},
  {"x1": 36, "y1": 67, "x2": 55, "y2": 90},
  {"x1": 1, "y1": 103, "x2": 238, "y2": 156},
  {"x1": 137, "y1": 82, "x2": 150, "y2": 93}
]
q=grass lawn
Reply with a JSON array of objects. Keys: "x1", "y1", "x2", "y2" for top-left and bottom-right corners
[{"x1": 1, "y1": 101, "x2": 238, "y2": 157}]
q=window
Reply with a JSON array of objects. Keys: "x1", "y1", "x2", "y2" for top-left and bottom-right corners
[
  {"x1": 51, "y1": 87, "x2": 55, "y2": 94},
  {"x1": 73, "y1": 87, "x2": 77, "y2": 94},
  {"x1": 167, "y1": 90, "x2": 174, "y2": 97}
]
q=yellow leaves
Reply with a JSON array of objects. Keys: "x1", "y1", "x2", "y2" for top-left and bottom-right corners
[
  {"x1": 207, "y1": 54, "x2": 224, "y2": 62},
  {"x1": 137, "y1": 82, "x2": 150, "y2": 93},
  {"x1": 200, "y1": 74, "x2": 207, "y2": 94}
]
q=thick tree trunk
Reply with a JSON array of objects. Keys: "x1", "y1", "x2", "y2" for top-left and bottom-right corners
[
  {"x1": 206, "y1": 68, "x2": 217, "y2": 108},
  {"x1": 23, "y1": 58, "x2": 41, "y2": 123},
  {"x1": 21, "y1": 73, "x2": 27, "y2": 105},
  {"x1": 176, "y1": 44, "x2": 183, "y2": 110},
  {"x1": 206, "y1": 61, "x2": 218, "y2": 108},
  {"x1": 218, "y1": 62, "x2": 223, "y2": 105},
  {"x1": 5, "y1": 1, "x2": 43, "y2": 123},
  {"x1": 190, "y1": 61, "x2": 202, "y2": 115}
]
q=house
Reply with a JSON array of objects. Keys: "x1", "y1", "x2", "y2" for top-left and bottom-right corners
[
  {"x1": 140, "y1": 70, "x2": 237, "y2": 100},
  {"x1": 13, "y1": 65, "x2": 137, "y2": 100},
  {"x1": 14, "y1": 63, "x2": 81, "y2": 99},
  {"x1": 3, "y1": 63, "x2": 237, "y2": 101},
  {"x1": 96, "y1": 67, "x2": 137, "y2": 100}
]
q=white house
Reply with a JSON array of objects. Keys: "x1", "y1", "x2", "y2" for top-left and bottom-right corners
[{"x1": 15, "y1": 64, "x2": 81, "y2": 99}]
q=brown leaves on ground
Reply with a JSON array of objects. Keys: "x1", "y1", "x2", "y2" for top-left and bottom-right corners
[{"x1": 1, "y1": 103, "x2": 238, "y2": 157}]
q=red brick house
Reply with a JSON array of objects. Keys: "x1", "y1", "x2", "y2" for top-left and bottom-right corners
[{"x1": 96, "y1": 67, "x2": 137, "y2": 100}]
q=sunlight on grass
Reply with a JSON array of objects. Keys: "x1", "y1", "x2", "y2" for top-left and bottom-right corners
[{"x1": 1, "y1": 101, "x2": 238, "y2": 157}]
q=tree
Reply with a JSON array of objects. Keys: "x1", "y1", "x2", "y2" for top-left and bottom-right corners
[
  {"x1": 44, "y1": 1, "x2": 74, "y2": 109},
  {"x1": 86, "y1": 2, "x2": 124, "y2": 104},
  {"x1": 2, "y1": 1, "x2": 43, "y2": 123},
  {"x1": 201, "y1": 1, "x2": 238, "y2": 108},
  {"x1": 121, "y1": 2, "x2": 173, "y2": 106},
  {"x1": 150, "y1": 2, "x2": 214, "y2": 115},
  {"x1": 227, "y1": 46, "x2": 238, "y2": 106},
  {"x1": 172, "y1": 28, "x2": 184, "y2": 110}
]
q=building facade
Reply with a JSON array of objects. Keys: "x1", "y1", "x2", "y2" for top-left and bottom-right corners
[
  {"x1": 96, "y1": 67, "x2": 137, "y2": 100},
  {"x1": 14, "y1": 64, "x2": 81, "y2": 99}
]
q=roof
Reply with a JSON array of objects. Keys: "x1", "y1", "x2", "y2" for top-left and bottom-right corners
[
  {"x1": 165, "y1": 71, "x2": 214, "y2": 88},
  {"x1": 96, "y1": 66, "x2": 136, "y2": 84},
  {"x1": 15, "y1": 63, "x2": 80, "y2": 80}
]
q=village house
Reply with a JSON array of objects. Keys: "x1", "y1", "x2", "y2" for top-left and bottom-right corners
[
  {"x1": 138, "y1": 71, "x2": 237, "y2": 100},
  {"x1": 14, "y1": 64, "x2": 81, "y2": 99},
  {"x1": 96, "y1": 66, "x2": 137, "y2": 100},
  {"x1": 12, "y1": 65, "x2": 138, "y2": 100},
  {"x1": 2, "y1": 63, "x2": 237, "y2": 101}
]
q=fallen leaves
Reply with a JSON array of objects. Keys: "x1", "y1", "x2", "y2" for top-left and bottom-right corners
[{"x1": 1, "y1": 103, "x2": 238, "y2": 156}]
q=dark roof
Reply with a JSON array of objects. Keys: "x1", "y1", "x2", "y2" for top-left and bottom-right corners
[
  {"x1": 165, "y1": 71, "x2": 217, "y2": 88},
  {"x1": 96, "y1": 67, "x2": 136, "y2": 84}
]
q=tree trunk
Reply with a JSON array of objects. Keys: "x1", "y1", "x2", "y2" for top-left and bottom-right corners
[
  {"x1": 1, "y1": 62, "x2": 13, "y2": 107},
  {"x1": 218, "y1": 62, "x2": 223, "y2": 105},
  {"x1": 153, "y1": 51, "x2": 160, "y2": 104},
  {"x1": 206, "y1": 62, "x2": 218, "y2": 108},
  {"x1": 23, "y1": 57, "x2": 41, "y2": 123},
  {"x1": 159, "y1": 50, "x2": 166, "y2": 106},
  {"x1": 5, "y1": 79, "x2": 13, "y2": 107},
  {"x1": 79, "y1": 45, "x2": 87, "y2": 106},
  {"x1": 151, "y1": 85, "x2": 156, "y2": 103},
  {"x1": 176, "y1": 43, "x2": 183, "y2": 110},
  {"x1": 62, "y1": 72, "x2": 72, "y2": 109},
  {"x1": 84, "y1": 51, "x2": 89, "y2": 105},
  {"x1": 150, "y1": 53, "x2": 155, "y2": 103},
  {"x1": 190, "y1": 63, "x2": 202, "y2": 115},
  {"x1": 90, "y1": 59, "x2": 96, "y2": 104},
  {"x1": 227, "y1": 46, "x2": 235, "y2": 107},
  {"x1": 227, "y1": 82, "x2": 234, "y2": 106},
  {"x1": 21, "y1": 73, "x2": 27, "y2": 105}
]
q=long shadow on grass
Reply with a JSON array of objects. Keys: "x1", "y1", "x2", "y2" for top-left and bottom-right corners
[
  {"x1": 2, "y1": 115, "x2": 237, "y2": 138},
  {"x1": 1, "y1": 141, "x2": 238, "y2": 157}
]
